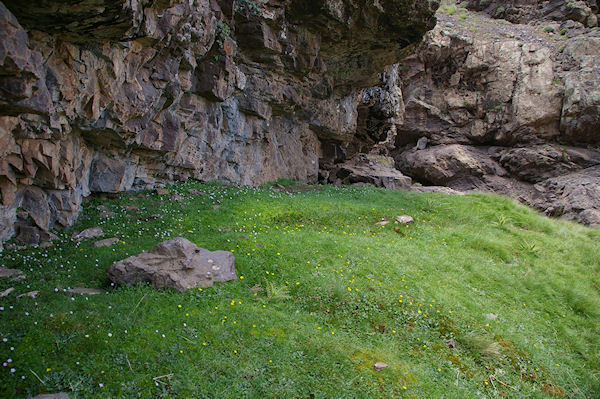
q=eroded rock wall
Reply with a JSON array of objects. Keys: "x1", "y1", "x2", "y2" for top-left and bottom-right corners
[
  {"x1": 0, "y1": 0, "x2": 439, "y2": 243},
  {"x1": 390, "y1": 4, "x2": 600, "y2": 226}
]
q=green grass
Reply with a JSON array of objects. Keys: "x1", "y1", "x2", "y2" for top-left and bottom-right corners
[{"x1": 1, "y1": 181, "x2": 599, "y2": 398}]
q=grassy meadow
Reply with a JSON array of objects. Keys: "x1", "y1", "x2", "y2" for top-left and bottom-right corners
[{"x1": 0, "y1": 181, "x2": 599, "y2": 398}]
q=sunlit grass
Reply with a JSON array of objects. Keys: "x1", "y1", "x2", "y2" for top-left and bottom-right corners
[{"x1": 1, "y1": 181, "x2": 598, "y2": 398}]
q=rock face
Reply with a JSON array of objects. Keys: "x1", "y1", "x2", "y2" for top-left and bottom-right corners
[
  {"x1": 386, "y1": 4, "x2": 600, "y2": 225},
  {"x1": 467, "y1": 0, "x2": 599, "y2": 27},
  {"x1": 0, "y1": 0, "x2": 439, "y2": 243},
  {"x1": 107, "y1": 237, "x2": 236, "y2": 292},
  {"x1": 326, "y1": 154, "x2": 412, "y2": 189}
]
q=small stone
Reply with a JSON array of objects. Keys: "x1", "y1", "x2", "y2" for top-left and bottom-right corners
[
  {"x1": 31, "y1": 393, "x2": 70, "y2": 399},
  {"x1": 156, "y1": 188, "x2": 170, "y2": 195},
  {"x1": 94, "y1": 238, "x2": 119, "y2": 247},
  {"x1": 446, "y1": 338, "x2": 456, "y2": 349},
  {"x1": 72, "y1": 227, "x2": 104, "y2": 240},
  {"x1": 375, "y1": 220, "x2": 390, "y2": 226},
  {"x1": 373, "y1": 362, "x2": 388, "y2": 371},
  {"x1": 0, "y1": 287, "x2": 14, "y2": 297},
  {"x1": 40, "y1": 241, "x2": 53, "y2": 249},
  {"x1": 485, "y1": 313, "x2": 499, "y2": 320},
  {"x1": 100, "y1": 211, "x2": 116, "y2": 218},
  {"x1": 17, "y1": 290, "x2": 39, "y2": 299},
  {"x1": 188, "y1": 189, "x2": 204, "y2": 196},
  {"x1": 169, "y1": 194, "x2": 184, "y2": 201},
  {"x1": 124, "y1": 205, "x2": 139, "y2": 211},
  {"x1": 66, "y1": 287, "x2": 106, "y2": 295},
  {"x1": 249, "y1": 284, "x2": 263, "y2": 293},
  {"x1": 0, "y1": 268, "x2": 22, "y2": 279},
  {"x1": 10, "y1": 275, "x2": 26, "y2": 282},
  {"x1": 96, "y1": 205, "x2": 109, "y2": 211},
  {"x1": 396, "y1": 215, "x2": 414, "y2": 224},
  {"x1": 416, "y1": 136, "x2": 428, "y2": 150},
  {"x1": 144, "y1": 214, "x2": 163, "y2": 221}
]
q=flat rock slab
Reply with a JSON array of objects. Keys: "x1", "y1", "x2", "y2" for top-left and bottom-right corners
[
  {"x1": 17, "y1": 290, "x2": 39, "y2": 298},
  {"x1": 67, "y1": 287, "x2": 106, "y2": 295},
  {"x1": 373, "y1": 362, "x2": 388, "y2": 371},
  {"x1": 94, "y1": 238, "x2": 119, "y2": 247},
  {"x1": 188, "y1": 189, "x2": 204, "y2": 196},
  {"x1": 72, "y1": 227, "x2": 103, "y2": 240},
  {"x1": 1, "y1": 287, "x2": 14, "y2": 297},
  {"x1": 107, "y1": 237, "x2": 237, "y2": 292},
  {"x1": 31, "y1": 393, "x2": 70, "y2": 399},
  {"x1": 0, "y1": 268, "x2": 22, "y2": 278},
  {"x1": 396, "y1": 215, "x2": 415, "y2": 224}
]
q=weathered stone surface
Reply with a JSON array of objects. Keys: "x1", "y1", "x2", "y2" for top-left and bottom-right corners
[
  {"x1": 106, "y1": 237, "x2": 237, "y2": 292},
  {"x1": 560, "y1": 38, "x2": 600, "y2": 144},
  {"x1": 396, "y1": 215, "x2": 414, "y2": 224},
  {"x1": 89, "y1": 157, "x2": 136, "y2": 193},
  {"x1": 30, "y1": 393, "x2": 70, "y2": 399},
  {"x1": 15, "y1": 224, "x2": 40, "y2": 244},
  {"x1": 532, "y1": 166, "x2": 600, "y2": 223},
  {"x1": 498, "y1": 146, "x2": 580, "y2": 183},
  {"x1": 467, "y1": 0, "x2": 599, "y2": 27},
  {"x1": 72, "y1": 227, "x2": 103, "y2": 240},
  {"x1": 399, "y1": 145, "x2": 507, "y2": 190},
  {"x1": 17, "y1": 290, "x2": 38, "y2": 298},
  {"x1": 373, "y1": 362, "x2": 388, "y2": 371},
  {"x1": 327, "y1": 154, "x2": 412, "y2": 189},
  {"x1": 0, "y1": 267, "x2": 22, "y2": 278},
  {"x1": 94, "y1": 237, "x2": 119, "y2": 247},
  {"x1": 66, "y1": 287, "x2": 106, "y2": 295}
]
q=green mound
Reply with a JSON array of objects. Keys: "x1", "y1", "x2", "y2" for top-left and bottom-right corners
[{"x1": 1, "y1": 181, "x2": 598, "y2": 398}]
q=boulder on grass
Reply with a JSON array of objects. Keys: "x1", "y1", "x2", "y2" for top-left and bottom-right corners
[{"x1": 106, "y1": 237, "x2": 236, "y2": 292}]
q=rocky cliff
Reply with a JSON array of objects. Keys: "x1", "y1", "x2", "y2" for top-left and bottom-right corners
[
  {"x1": 0, "y1": 0, "x2": 439, "y2": 245},
  {"x1": 328, "y1": 1, "x2": 600, "y2": 227}
]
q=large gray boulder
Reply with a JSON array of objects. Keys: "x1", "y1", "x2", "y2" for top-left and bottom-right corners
[{"x1": 107, "y1": 237, "x2": 237, "y2": 292}]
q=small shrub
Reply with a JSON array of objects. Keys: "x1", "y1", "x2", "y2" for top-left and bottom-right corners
[
  {"x1": 439, "y1": 3, "x2": 458, "y2": 15},
  {"x1": 215, "y1": 20, "x2": 233, "y2": 49},
  {"x1": 265, "y1": 279, "x2": 291, "y2": 301},
  {"x1": 235, "y1": 0, "x2": 262, "y2": 17},
  {"x1": 544, "y1": 25, "x2": 555, "y2": 33}
]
